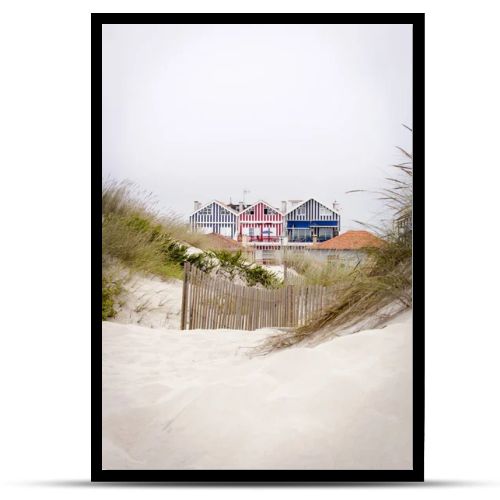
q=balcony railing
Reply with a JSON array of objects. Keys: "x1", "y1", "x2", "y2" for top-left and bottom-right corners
[
  {"x1": 247, "y1": 235, "x2": 280, "y2": 242},
  {"x1": 288, "y1": 234, "x2": 335, "y2": 243}
]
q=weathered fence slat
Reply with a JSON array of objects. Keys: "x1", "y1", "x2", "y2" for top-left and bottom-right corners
[
  {"x1": 181, "y1": 262, "x2": 334, "y2": 331},
  {"x1": 180, "y1": 262, "x2": 189, "y2": 330}
]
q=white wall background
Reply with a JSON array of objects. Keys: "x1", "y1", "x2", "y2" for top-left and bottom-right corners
[{"x1": 1, "y1": 0, "x2": 500, "y2": 499}]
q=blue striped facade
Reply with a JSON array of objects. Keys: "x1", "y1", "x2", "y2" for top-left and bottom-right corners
[
  {"x1": 190, "y1": 201, "x2": 238, "y2": 239},
  {"x1": 285, "y1": 199, "x2": 340, "y2": 242}
]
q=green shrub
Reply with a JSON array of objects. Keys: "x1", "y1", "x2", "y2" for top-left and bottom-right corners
[
  {"x1": 102, "y1": 275, "x2": 123, "y2": 320},
  {"x1": 102, "y1": 180, "x2": 281, "y2": 289},
  {"x1": 186, "y1": 252, "x2": 218, "y2": 273},
  {"x1": 243, "y1": 264, "x2": 281, "y2": 288},
  {"x1": 158, "y1": 237, "x2": 190, "y2": 265},
  {"x1": 208, "y1": 249, "x2": 281, "y2": 288},
  {"x1": 210, "y1": 250, "x2": 246, "y2": 279}
]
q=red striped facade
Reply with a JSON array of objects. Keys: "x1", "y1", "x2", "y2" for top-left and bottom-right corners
[{"x1": 238, "y1": 201, "x2": 283, "y2": 242}]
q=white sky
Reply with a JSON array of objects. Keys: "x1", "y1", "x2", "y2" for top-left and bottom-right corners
[{"x1": 102, "y1": 24, "x2": 412, "y2": 231}]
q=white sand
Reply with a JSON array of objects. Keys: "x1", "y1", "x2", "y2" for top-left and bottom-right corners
[
  {"x1": 184, "y1": 245, "x2": 203, "y2": 256},
  {"x1": 102, "y1": 313, "x2": 412, "y2": 470},
  {"x1": 262, "y1": 264, "x2": 285, "y2": 279},
  {"x1": 110, "y1": 274, "x2": 183, "y2": 329},
  {"x1": 262, "y1": 264, "x2": 301, "y2": 280}
]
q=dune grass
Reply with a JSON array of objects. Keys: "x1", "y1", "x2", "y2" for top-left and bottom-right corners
[
  {"x1": 101, "y1": 180, "x2": 282, "y2": 318},
  {"x1": 102, "y1": 180, "x2": 211, "y2": 250},
  {"x1": 102, "y1": 182, "x2": 187, "y2": 281},
  {"x1": 260, "y1": 146, "x2": 413, "y2": 351},
  {"x1": 101, "y1": 181, "x2": 194, "y2": 318},
  {"x1": 283, "y1": 251, "x2": 357, "y2": 287}
]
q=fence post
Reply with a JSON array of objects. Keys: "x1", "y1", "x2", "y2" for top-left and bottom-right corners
[
  {"x1": 180, "y1": 262, "x2": 190, "y2": 330},
  {"x1": 284, "y1": 285, "x2": 290, "y2": 327},
  {"x1": 179, "y1": 266, "x2": 336, "y2": 332}
]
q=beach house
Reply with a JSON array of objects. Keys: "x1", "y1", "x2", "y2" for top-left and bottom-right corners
[
  {"x1": 284, "y1": 198, "x2": 341, "y2": 243},
  {"x1": 238, "y1": 201, "x2": 283, "y2": 242},
  {"x1": 189, "y1": 200, "x2": 239, "y2": 239}
]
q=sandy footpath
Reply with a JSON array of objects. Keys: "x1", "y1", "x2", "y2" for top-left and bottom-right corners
[{"x1": 102, "y1": 312, "x2": 412, "y2": 470}]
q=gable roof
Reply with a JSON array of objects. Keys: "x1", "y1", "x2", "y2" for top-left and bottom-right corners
[
  {"x1": 238, "y1": 200, "x2": 283, "y2": 216},
  {"x1": 285, "y1": 198, "x2": 340, "y2": 217},
  {"x1": 312, "y1": 230, "x2": 385, "y2": 250},
  {"x1": 190, "y1": 200, "x2": 239, "y2": 217}
]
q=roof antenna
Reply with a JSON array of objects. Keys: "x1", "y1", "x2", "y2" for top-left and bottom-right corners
[{"x1": 243, "y1": 189, "x2": 250, "y2": 204}]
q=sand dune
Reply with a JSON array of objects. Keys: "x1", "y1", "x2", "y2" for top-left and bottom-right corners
[
  {"x1": 102, "y1": 312, "x2": 412, "y2": 470},
  {"x1": 109, "y1": 274, "x2": 183, "y2": 330}
]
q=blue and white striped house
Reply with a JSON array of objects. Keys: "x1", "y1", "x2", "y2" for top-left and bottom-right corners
[
  {"x1": 190, "y1": 200, "x2": 239, "y2": 239},
  {"x1": 284, "y1": 198, "x2": 340, "y2": 243}
]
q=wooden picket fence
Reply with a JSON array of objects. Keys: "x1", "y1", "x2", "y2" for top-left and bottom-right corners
[{"x1": 180, "y1": 262, "x2": 335, "y2": 331}]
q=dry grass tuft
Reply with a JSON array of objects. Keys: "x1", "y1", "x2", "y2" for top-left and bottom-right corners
[
  {"x1": 102, "y1": 180, "x2": 204, "y2": 284},
  {"x1": 283, "y1": 251, "x2": 357, "y2": 287},
  {"x1": 102, "y1": 180, "x2": 212, "y2": 250},
  {"x1": 101, "y1": 180, "x2": 282, "y2": 317},
  {"x1": 260, "y1": 143, "x2": 413, "y2": 352}
]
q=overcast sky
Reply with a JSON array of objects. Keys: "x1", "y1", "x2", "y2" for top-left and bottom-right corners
[{"x1": 102, "y1": 24, "x2": 412, "y2": 231}]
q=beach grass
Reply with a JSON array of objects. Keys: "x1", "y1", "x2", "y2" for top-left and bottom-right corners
[
  {"x1": 101, "y1": 180, "x2": 282, "y2": 317},
  {"x1": 260, "y1": 146, "x2": 413, "y2": 351}
]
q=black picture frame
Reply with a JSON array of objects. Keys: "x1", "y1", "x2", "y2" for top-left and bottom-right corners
[{"x1": 92, "y1": 12, "x2": 424, "y2": 483}]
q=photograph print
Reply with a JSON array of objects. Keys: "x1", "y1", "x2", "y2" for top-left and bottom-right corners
[{"x1": 94, "y1": 14, "x2": 424, "y2": 482}]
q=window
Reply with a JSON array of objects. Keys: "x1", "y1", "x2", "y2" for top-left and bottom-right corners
[
  {"x1": 296, "y1": 206, "x2": 306, "y2": 217},
  {"x1": 243, "y1": 226, "x2": 261, "y2": 237},
  {"x1": 249, "y1": 209, "x2": 255, "y2": 215},
  {"x1": 264, "y1": 207, "x2": 276, "y2": 216},
  {"x1": 200, "y1": 207, "x2": 212, "y2": 216},
  {"x1": 290, "y1": 228, "x2": 311, "y2": 242},
  {"x1": 318, "y1": 227, "x2": 333, "y2": 241},
  {"x1": 319, "y1": 207, "x2": 330, "y2": 217}
]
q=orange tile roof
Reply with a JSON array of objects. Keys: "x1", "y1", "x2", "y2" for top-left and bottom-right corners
[
  {"x1": 204, "y1": 232, "x2": 242, "y2": 250},
  {"x1": 312, "y1": 230, "x2": 385, "y2": 250}
]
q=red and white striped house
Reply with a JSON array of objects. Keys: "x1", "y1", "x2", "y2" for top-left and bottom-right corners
[{"x1": 237, "y1": 201, "x2": 283, "y2": 242}]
